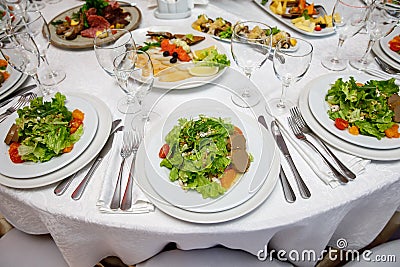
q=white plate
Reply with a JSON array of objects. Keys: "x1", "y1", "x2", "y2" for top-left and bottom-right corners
[
  {"x1": 380, "y1": 27, "x2": 400, "y2": 64},
  {"x1": 144, "y1": 98, "x2": 277, "y2": 213},
  {"x1": 135, "y1": 142, "x2": 280, "y2": 224},
  {"x1": 0, "y1": 93, "x2": 112, "y2": 188},
  {"x1": 253, "y1": 0, "x2": 335, "y2": 37},
  {"x1": 131, "y1": 26, "x2": 227, "y2": 89},
  {"x1": 372, "y1": 40, "x2": 400, "y2": 71},
  {"x1": 308, "y1": 72, "x2": 400, "y2": 150},
  {"x1": 299, "y1": 72, "x2": 400, "y2": 161},
  {"x1": 0, "y1": 73, "x2": 29, "y2": 101},
  {"x1": 0, "y1": 95, "x2": 99, "y2": 178},
  {"x1": 0, "y1": 64, "x2": 24, "y2": 97}
]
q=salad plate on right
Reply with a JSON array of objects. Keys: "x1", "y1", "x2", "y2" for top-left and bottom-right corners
[{"x1": 308, "y1": 72, "x2": 400, "y2": 150}]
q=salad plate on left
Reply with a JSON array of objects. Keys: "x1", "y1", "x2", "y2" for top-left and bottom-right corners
[{"x1": 0, "y1": 94, "x2": 99, "y2": 178}]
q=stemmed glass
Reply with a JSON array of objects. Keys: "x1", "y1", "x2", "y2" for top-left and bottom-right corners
[
  {"x1": 0, "y1": 31, "x2": 51, "y2": 97},
  {"x1": 350, "y1": 4, "x2": 400, "y2": 70},
  {"x1": 11, "y1": 9, "x2": 66, "y2": 85},
  {"x1": 267, "y1": 37, "x2": 313, "y2": 115},
  {"x1": 321, "y1": 0, "x2": 368, "y2": 71},
  {"x1": 230, "y1": 21, "x2": 272, "y2": 108},
  {"x1": 113, "y1": 50, "x2": 155, "y2": 121},
  {"x1": 94, "y1": 29, "x2": 136, "y2": 77}
]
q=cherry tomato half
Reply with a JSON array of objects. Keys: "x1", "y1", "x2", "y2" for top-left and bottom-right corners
[
  {"x1": 8, "y1": 142, "x2": 24, "y2": 163},
  {"x1": 334, "y1": 118, "x2": 349, "y2": 130},
  {"x1": 159, "y1": 144, "x2": 170, "y2": 158}
]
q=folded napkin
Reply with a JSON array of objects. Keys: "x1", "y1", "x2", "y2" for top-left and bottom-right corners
[
  {"x1": 97, "y1": 132, "x2": 154, "y2": 214},
  {"x1": 275, "y1": 116, "x2": 371, "y2": 188}
]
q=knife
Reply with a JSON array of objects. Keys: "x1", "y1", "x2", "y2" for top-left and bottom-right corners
[
  {"x1": 54, "y1": 119, "x2": 123, "y2": 196},
  {"x1": 271, "y1": 120, "x2": 311, "y2": 199},
  {"x1": 258, "y1": 115, "x2": 296, "y2": 203},
  {"x1": 0, "y1": 84, "x2": 37, "y2": 108},
  {"x1": 71, "y1": 123, "x2": 124, "y2": 200}
]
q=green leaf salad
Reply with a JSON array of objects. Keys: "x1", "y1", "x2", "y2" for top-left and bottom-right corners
[
  {"x1": 15, "y1": 93, "x2": 83, "y2": 162},
  {"x1": 159, "y1": 115, "x2": 246, "y2": 199},
  {"x1": 325, "y1": 77, "x2": 399, "y2": 139}
]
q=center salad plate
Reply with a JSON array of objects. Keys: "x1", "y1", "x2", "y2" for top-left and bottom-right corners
[
  {"x1": 0, "y1": 95, "x2": 99, "y2": 178},
  {"x1": 308, "y1": 72, "x2": 400, "y2": 150},
  {"x1": 131, "y1": 26, "x2": 228, "y2": 90},
  {"x1": 143, "y1": 98, "x2": 279, "y2": 213}
]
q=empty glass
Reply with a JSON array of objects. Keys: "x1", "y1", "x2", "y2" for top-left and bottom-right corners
[
  {"x1": 230, "y1": 21, "x2": 272, "y2": 108},
  {"x1": 94, "y1": 29, "x2": 136, "y2": 77},
  {"x1": 268, "y1": 37, "x2": 313, "y2": 115},
  {"x1": 321, "y1": 0, "x2": 368, "y2": 71}
]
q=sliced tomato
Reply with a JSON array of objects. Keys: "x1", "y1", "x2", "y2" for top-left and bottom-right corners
[
  {"x1": 390, "y1": 42, "x2": 400, "y2": 52},
  {"x1": 8, "y1": 142, "x2": 24, "y2": 163},
  {"x1": 159, "y1": 144, "x2": 170, "y2": 158},
  {"x1": 334, "y1": 118, "x2": 349, "y2": 130}
]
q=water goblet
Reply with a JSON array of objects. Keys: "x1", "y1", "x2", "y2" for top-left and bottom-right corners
[
  {"x1": 94, "y1": 29, "x2": 136, "y2": 77},
  {"x1": 230, "y1": 21, "x2": 272, "y2": 108},
  {"x1": 350, "y1": 4, "x2": 400, "y2": 70},
  {"x1": 321, "y1": 0, "x2": 368, "y2": 71},
  {"x1": 0, "y1": 31, "x2": 51, "y2": 97},
  {"x1": 11, "y1": 9, "x2": 66, "y2": 84},
  {"x1": 267, "y1": 37, "x2": 313, "y2": 115},
  {"x1": 113, "y1": 50, "x2": 155, "y2": 120}
]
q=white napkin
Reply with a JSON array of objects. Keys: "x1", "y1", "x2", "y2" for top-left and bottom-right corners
[
  {"x1": 97, "y1": 132, "x2": 154, "y2": 214},
  {"x1": 275, "y1": 116, "x2": 371, "y2": 188}
]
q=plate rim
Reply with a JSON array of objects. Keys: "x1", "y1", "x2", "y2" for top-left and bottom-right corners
[
  {"x1": 379, "y1": 27, "x2": 400, "y2": 64},
  {"x1": 299, "y1": 72, "x2": 400, "y2": 161},
  {"x1": 0, "y1": 93, "x2": 112, "y2": 188},
  {"x1": 307, "y1": 72, "x2": 400, "y2": 150},
  {"x1": 48, "y1": 2, "x2": 142, "y2": 49},
  {"x1": 372, "y1": 41, "x2": 400, "y2": 71}
]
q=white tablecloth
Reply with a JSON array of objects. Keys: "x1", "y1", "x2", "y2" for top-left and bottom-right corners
[{"x1": 1, "y1": 1, "x2": 400, "y2": 266}]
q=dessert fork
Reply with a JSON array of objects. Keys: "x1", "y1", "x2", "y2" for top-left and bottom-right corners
[
  {"x1": 288, "y1": 117, "x2": 349, "y2": 184},
  {"x1": 110, "y1": 131, "x2": 134, "y2": 210},
  {"x1": 0, "y1": 92, "x2": 37, "y2": 123},
  {"x1": 290, "y1": 107, "x2": 356, "y2": 180}
]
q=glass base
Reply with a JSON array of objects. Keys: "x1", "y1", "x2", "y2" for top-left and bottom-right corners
[
  {"x1": 349, "y1": 58, "x2": 370, "y2": 70},
  {"x1": 28, "y1": 3, "x2": 45, "y2": 10},
  {"x1": 321, "y1": 56, "x2": 347, "y2": 71},
  {"x1": 266, "y1": 98, "x2": 295, "y2": 116},
  {"x1": 231, "y1": 91, "x2": 260, "y2": 108},
  {"x1": 131, "y1": 111, "x2": 161, "y2": 136},
  {"x1": 40, "y1": 70, "x2": 66, "y2": 85},
  {"x1": 117, "y1": 97, "x2": 141, "y2": 114}
]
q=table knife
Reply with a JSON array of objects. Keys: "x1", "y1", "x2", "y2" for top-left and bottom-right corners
[
  {"x1": 0, "y1": 84, "x2": 37, "y2": 108},
  {"x1": 54, "y1": 119, "x2": 123, "y2": 196},
  {"x1": 271, "y1": 120, "x2": 311, "y2": 199},
  {"x1": 258, "y1": 115, "x2": 296, "y2": 203},
  {"x1": 71, "y1": 123, "x2": 124, "y2": 200}
]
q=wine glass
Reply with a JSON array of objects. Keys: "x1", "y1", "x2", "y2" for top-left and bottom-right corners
[
  {"x1": 230, "y1": 21, "x2": 272, "y2": 108},
  {"x1": 11, "y1": 9, "x2": 66, "y2": 84},
  {"x1": 94, "y1": 29, "x2": 136, "y2": 77},
  {"x1": 321, "y1": 0, "x2": 368, "y2": 71},
  {"x1": 350, "y1": 4, "x2": 400, "y2": 70},
  {"x1": 113, "y1": 50, "x2": 155, "y2": 120},
  {"x1": 267, "y1": 37, "x2": 313, "y2": 115},
  {"x1": 0, "y1": 31, "x2": 51, "y2": 97}
]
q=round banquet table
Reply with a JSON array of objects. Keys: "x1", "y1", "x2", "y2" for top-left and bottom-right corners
[{"x1": 1, "y1": 1, "x2": 400, "y2": 266}]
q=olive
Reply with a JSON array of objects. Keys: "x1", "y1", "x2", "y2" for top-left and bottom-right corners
[
  {"x1": 163, "y1": 51, "x2": 170, "y2": 57},
  {"x1": 170, "y1": 57, "x2": 177, "y2": 63},
  {"x1": 172, "y1": 52, "x2": 178, "y2": 58}
]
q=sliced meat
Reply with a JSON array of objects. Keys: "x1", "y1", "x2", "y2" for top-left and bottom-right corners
[
  {"x1": 231, "y1": 150, "x2": 249, "y2": 173},
  {"x1": 388, "y1": 94, "x2": 400, "y2": 122},
  {"x1": 146, "y1": 31, "x2": 174, "y2": 39},
  {"x1": 87, "y1": 15, "x2": 110, "y2": 29},
  {"x1": 85, "y1": 7, "x2": 97, "y2": 16},
  {"x1": 174, "y1": 34, "x2": 205, "y2": 45},
  {"x1": 4, "y1": 124, "x2": 19, "y2": 145},
  {"x1": 394, "y1": 105, "x2": 400, "y2": 123},
  {"x1": 81, "y1": 28, "x2": 100, "y2": 38}
]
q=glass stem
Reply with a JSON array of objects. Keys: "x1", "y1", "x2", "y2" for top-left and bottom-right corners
[
  {"x1": 32, "y1": 73, "x2": 50, "y2": 98},
  {"x1": 359, "y1": 38, "x2": 375, "y2": 65},
  {"x1": 278, "y1": 81, "x2": 290, "y2": 109},
  {"x1": 332, "y1": 38, "x2": 345, "y2": 62},
  {"x1": 242, "y1": 72, "x2": 252, "y2": 98}
]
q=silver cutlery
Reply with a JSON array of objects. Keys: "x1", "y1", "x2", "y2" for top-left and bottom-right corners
[
  {"x1": 71, "y1": 123, "x2": 124, "y2": 200},
  {"x1": 0, "y1": 92, "x2": 36, "y2": 123},
  {"x1": 258, "y1": 115, "x2": 296, "y2": 203},
  {"x1": 375, "y1": 56, "x2": 400, "y2": 75},
  {"x1": 120, "y1": 131, "x2": 141, "y2": 211},
  {"x1": 287, "y1": 117, "x2": 349, "y2": 184},
  {"x1": 54, "y1": 119, "x2": 123, "y2": 196},
  {"x1": 271, "y1": 120, "x2": 311, "y2": 199},
  {"x1": 110, "y1": 131, "x2": 135, "y2": 210},
  {"x1": 290, "y1": 107, "x2": 356, "y2": 180},
  {"x1": 0, "y1": 84, "x2": 37, "y2": 108}
]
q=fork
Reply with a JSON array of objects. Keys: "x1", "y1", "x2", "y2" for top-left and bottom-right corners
[
  {"x1": 0, "y1": 92, "x2": 36, "y2": 123},
  {"x1": 290, "y1": 107, "x2": 356, "y2": 180},
  {"x1": 120, "y1": 130, "x2": 141, "y2": 211},
  {"x1": 374, "y1": 57, "x2": 400, "y2": 75},
  {"x1": 110, "y1": 131, "x2": 134, "y2": 210},
  {"x1": 288, "y1": 117, "x2": 349, "y2": 184}
]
